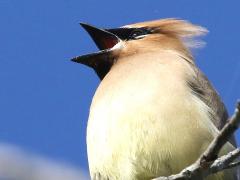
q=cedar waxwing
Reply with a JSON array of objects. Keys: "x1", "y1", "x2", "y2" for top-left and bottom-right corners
[{"x1": 72, "y1": 19, "x2": 238, "y2": 180}]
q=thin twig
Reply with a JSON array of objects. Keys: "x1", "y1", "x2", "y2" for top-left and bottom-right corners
[
  {"x1": 225, "y1": 161, "x2": 240, "y2": 170},
  {"x1": 200, "y1": 101, "x2": 240, "y2": 163}
]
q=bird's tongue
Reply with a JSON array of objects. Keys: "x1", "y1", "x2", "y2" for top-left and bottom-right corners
[
  {"x1": 99, "y1": 37, "x2": 119, "y2": 50},
  {"x1": 78, "y1": 23, "x2": 120, "y2": 51}
]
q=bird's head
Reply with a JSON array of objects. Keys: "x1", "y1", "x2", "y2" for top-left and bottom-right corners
[{"x1": 72, "y1": 19, "x2": 207, "y2": 80}]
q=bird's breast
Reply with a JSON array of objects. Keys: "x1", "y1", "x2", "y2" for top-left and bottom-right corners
[{"x1": 87, "y1": 54, "x2": 219, "y2": 179}]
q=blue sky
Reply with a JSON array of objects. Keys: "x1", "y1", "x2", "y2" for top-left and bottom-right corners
[{"x1": 0, "y1": 0, "x2": 240, "y2": 177}]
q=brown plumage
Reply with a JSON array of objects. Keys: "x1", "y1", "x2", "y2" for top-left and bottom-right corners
[{"x1": 72, "y1": 18, "x2": 238, "y2": 180}]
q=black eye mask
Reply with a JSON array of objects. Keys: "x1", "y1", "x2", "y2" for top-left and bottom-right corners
[{"x1": 107, "y1": 27, "x2": 152, "y2": 41}]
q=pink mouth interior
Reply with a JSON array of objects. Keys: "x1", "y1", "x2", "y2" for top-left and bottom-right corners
[{"x1": 100, "y1": 37, "x2": 119, "y2": 50}]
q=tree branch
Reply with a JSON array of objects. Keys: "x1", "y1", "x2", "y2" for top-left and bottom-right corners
[{"x1": 153, "y1": 101, "x2": 240, "y2": 180}]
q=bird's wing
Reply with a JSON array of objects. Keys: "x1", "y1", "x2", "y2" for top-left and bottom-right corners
[
  {"x1": 188, "y1": 66, "x2": 237, "y2": 146},
  {"x1": 188, "y1": 66, "x2": 239, "y2": 180}
]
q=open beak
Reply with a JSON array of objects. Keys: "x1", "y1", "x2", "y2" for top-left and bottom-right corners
[
  {"x1": 71, "y1": 23, "x2": 121, "y2": 67},
  {"x1": 80, "y1": 23, "x2": 120, "y2": 51}
]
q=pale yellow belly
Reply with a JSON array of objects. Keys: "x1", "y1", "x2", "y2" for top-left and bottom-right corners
[{"x1": 87, "y1": 91, "x2": 235, "y2": 180}]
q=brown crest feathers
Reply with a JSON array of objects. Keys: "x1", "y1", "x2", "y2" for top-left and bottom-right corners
[
  {"x1": 125, "y1": 18, "x2": 208, "y2": 50},
  {"x1": 125, "y1": 18, "x2": 208, "y2": 38}
]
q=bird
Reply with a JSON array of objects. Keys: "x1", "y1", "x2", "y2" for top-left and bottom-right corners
[{"x1": 72, "y1": 18, "x2": 238, "y2": 180}]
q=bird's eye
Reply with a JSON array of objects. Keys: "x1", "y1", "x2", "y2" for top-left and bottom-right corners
[{"x1": 129, "y1": 29, "x2": 148, "y2": 40}]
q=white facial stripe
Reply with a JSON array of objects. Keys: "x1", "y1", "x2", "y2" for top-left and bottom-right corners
[{"x1": 134, "y1": 34, "x2": 148, "y2": 39}]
